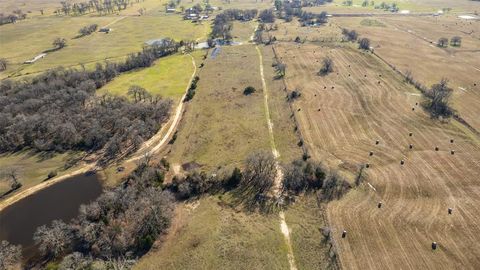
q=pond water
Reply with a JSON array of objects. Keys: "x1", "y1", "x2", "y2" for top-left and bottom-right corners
[{"x1": 0, "y1": 173, "x2": 102, "y2": 257}]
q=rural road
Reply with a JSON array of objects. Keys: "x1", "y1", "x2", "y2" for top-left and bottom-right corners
[
  {"x1": 0, "y1": 54, "x2": 197, "y2": 212},
  {"x1": 256, "y1": 45, "x2": 298, "y2": 270}
]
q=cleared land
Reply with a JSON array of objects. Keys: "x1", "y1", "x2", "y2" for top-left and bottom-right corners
[
  {"x1": 134, "y1": 196, "x2": 290, "y2": 270},
  {"x1": 333, "y1": 15, "x2": 480, "y2": 131},
  {"x1": 0, "y1": 14, "x2": 209, "y2": 79},
  {"x1": 167, "y1": 44, "x2": 272, "y2": 171},
  {"x1": 0, "y1": 151, "x2": 82, "y2": 195},
  {"x1": 97, "y1": 51, "x2": 204, "y2": 101},
  {"x1": 276, "y1": 42, "x2": 480, "y2": 269}
]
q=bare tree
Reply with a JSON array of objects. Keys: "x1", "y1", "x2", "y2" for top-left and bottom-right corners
[
  {"x1": 0, "y1": 58, "x2": 7, "y2": 71},
  {"x1": 437, "y1": 37, "x2": 448, "y2": 48},
  {"x1": 53, "y1": 37, "x2": 67, "y2": 49},
  {"x1": 358, "y1": 38, "x2": 370, "y2": 50},
  {"x1": 425, "y1": 78, "x2": 453, "y2": 117},
  {"x1": 450, "y1": 36, "x2": 462, "y2": 47},
  {"x1": 318, "y1": 57, "x2": 334, "y2": 76},
  {"x1": 239, "y1": 151, "x2": 277, "y2": 196},
  {"x1": 34, "y1": 220, "x2": 73, "y2": 259},
  {"x1": 0, "y1": 240, "x2": 22, "y2": 270}
]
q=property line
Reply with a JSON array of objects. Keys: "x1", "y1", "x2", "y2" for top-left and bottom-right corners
[{"x1": 256, "y1": 45, "x2": 297, "y2": 270}]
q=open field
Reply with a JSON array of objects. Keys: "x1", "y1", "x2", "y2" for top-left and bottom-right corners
[
  {"x1": 332, "y1": 15, "x2": 480, "y2": 131},
  {"x1": 276, "y1": 42, "x2": 480, "y2": 269},
  {"x1": 0, "y1": 14, "x2": 210, "y2": 79},
  {"x1": 0, "y1": 151, "x2": 82, "y2": 195},
  {"x1": 97, "y1": 51, "x2": 204, "y2": 100},
  {"x1": 134, "y1": 196, "x2": 290, "y2": 270},
  {"x1": 167, "y1": 44, "x2": 272, "y2": 171}
]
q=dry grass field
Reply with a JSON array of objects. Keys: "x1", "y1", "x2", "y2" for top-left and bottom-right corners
[
  {"x1": 275, "y1": 42, "x2": 480, "y2": 269},
  {"x1": 333, "y1": 15, "x2": 480, "y2": 131}
]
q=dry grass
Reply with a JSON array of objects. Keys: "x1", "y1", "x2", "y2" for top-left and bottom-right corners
[
  {"x1": 276, "y1": 42, "x2": 480, "y2": 269},
  {"x1": 333, "y1": 15, "x2": 480, "y2": 131}
]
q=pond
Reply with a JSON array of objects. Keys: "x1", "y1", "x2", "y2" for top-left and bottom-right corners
[{"x1": 0, "y1": 172, "x2": 102, "y2": 258}]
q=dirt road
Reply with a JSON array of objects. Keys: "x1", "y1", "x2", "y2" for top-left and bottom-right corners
[
  {"x1": 0, "y1": 54, "x2": 197, "y2": 212},
  {"x1": 256, "y1": 45, "x2": 298, "y2": 270}
]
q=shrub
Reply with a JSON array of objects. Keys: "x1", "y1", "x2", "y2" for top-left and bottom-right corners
[{"x1": 243, "y1": 86, "x2": 256, "y2": 95}]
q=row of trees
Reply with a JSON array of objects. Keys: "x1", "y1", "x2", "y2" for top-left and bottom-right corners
[
  {"x1": 0, "y1": 9, "x2": 27, "y2": 25},
  {"x1": 78, "y1": 24, "x2": 98, "y2": 37},
  {"x1": 57, "y1": 0, "x2": 134, "y2": 16},
  {"x1": 0, "y1": 40, "x2": 181, "y2": 160},
  {"x1": 437, "y1": 36, "x2": 462, "y2": 47},
  {"x1": 210, "y1": 9, "x2": 259, "y2": 42},
  {"x1": 342, "y1": 28, "x2": 371, "y2": 50}
]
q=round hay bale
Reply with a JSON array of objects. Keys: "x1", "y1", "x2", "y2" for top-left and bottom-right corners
[
  {"x1": 409, "y1": 144, "x2": 413, "y2": 149},
  {"x1": 400, "y1": 160, "x2": 405, "y2": 165},
  {"x1": 451, "y1": 150, "x2": 455, "y2": 155},
  {"x1": 409, "y1": 132, "x2": 413, "y2": 137},
  {"x1": 297, "y1": 108, "x2": 301, "y2": 112},
  {"x1": 450, "y1": 139, "x2": 454, "y2": 143},
  {"x1": 365, "y1": 163, "x2": 370, "y2": 168},
  {"x1": 415, "y1": 102, "x2": 418, "y2": 106},
  {"x1": 348, "y1": 74, "x2": 351, "y2": 77},
  {"x1": 432, "y1": 242, "x2": 437, "y2": 250},
  {"x1": 378, "y1": 81, "x2": 381, "y2": 84},
  {"x1": 378, "y1": 202, "x2": 383, "y2": 208},
  {"x1": 448, "y1": 208, "x2": 453, "y2": 214},
  {"x1": 332, "y1": 86, "x2": 335, "y2": 89},
  {"x1": 379, "y1": 74, "x2": 382, "y2": 77},
  {"x1": 324, "y1": 86, "x2": 327, "y2": 89},
  {"x1": 412, "y1": 108, "x2": 415, "y2": 111},
  {"x1": 435, "y1": 147, "x2": 439, "y2": 151},
  {"x1": 375, "y1": 140, "x2": 380, "y2": 145},
  {"x1": 364, "y1": 74, "x2": 367, "y2": 77},
  {"x1": 342, "y1": 230, "x2": 347, "y2": 238},
  {"x1": 369, "y1": 151, "x2": 373, "y2": 156}
]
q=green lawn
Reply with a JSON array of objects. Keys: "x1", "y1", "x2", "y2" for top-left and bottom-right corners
[
  {"x1": 97, "y1": 50, "x2": 204, "y2": 100},
  {"x1": 134, "y1": 196, "x2": 290, "y2": 270}
]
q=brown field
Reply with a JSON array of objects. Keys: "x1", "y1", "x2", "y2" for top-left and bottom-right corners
[
  {"x1": 275, "y1": 42, "x2": 480, "y2": 269},
  {"x1": 333, "y1": 15, "x2": 480, "y2": 131}
]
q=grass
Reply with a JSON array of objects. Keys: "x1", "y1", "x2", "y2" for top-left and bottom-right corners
[
  {"x1": 168, "y1": 45, "x2": 271, "y2": 171},
  {"x1": 0, "y1": 150, "x2": 82, "y2": 195},
  {"x1": 0, "y1": 14, "x2": 210, "y2": 79},
  {"x1": 134, "y1": 196, "x2": 290, "y2": 270},
  {"x1": 97, "y1": 50, "x2": 204, "y2": 101},
  {"x1": 360, "y1": 18, "x2": 386, "y2": 27},
  {"x1": 284, "y1": 195, "x2": 335, "y2": 270}
]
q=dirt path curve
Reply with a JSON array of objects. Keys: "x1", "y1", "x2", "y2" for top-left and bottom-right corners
[
  {"x1": 0, "y1": 54, "x2": 197, "y2": 212},
  {"x1": 256, "y1": 46, "x2": 298, "y2": 270}
]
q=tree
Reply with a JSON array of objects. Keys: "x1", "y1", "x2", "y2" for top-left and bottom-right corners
[
  {"x1": 239, "y1": 151, "x2": 277, "y2": 196},
  {"x1": 450, "y1": 36, "x2": 462, "y2": 47},
  {"x1": 342, "y1": 28, "x2": 358, "y2": 41},
  {"x1": 318, "y1": 57, "x2": 334, "y2": 75},
  {"x1": 0, "y1": 240, "x2": 22, "y2": 270},
  {"x1": 243, "y1": 86, "x2": 256, "y2": 95},
  {"x1": 275, "y1": 62, "x2": 286, "y2": 78},
  {"x1": 425, "y1": 78, "x2": 453, "y2": 117},
  {"x1": 53, "y1": 37, "x2": 67, "y2": 49},
  {"x1": 34, "y1": 220, "x2": 73, "y2": 259},
  {"x1": 437, "y1": 37, "x2": 448, "y2": 47},
  {"x1": 259, "y1": 9, "x2": 275, "y2": 23},
  {"x1": 358, "y1": 38, "x2": 370, "y2": 50},
  {"x1": 0, "y1": 58, "x2": 7, "y2": 71}
]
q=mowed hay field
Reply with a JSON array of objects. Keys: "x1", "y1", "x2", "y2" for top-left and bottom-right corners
[
  {"x1": 333, "y1": 15, "x2": 480, "y2": 131},
  {"x1": 276, "y1": 43, "x2": 480, "y2": 269},
  {"x1": 168, "y1": 44, "x2": 272, "y2": 171}
]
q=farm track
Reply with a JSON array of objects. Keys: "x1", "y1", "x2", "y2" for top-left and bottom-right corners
[
  {"x1": 256, "y1": 45, "x2": 297, "y2": 270},
  {"x1": 276, "y1": 43, "x2": 480, "y2": 269},
  {"x1": 0, "y1": 54, "x2": 197, "y2": 212}
]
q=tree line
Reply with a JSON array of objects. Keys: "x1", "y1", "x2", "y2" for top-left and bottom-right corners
[
  {"x1": 210, "y1": 9, "x2": 258, "y2": 43},
  {"x1": 0, "y1": 9, "x2": 27, "y2": 25},
  {"x1": 57, "y1": 0, "x2": 136, "y2": 16},
  {"x1": 0, "y1": 39, "x2": 181, "y2": 161}
]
